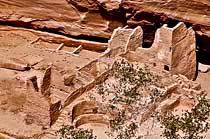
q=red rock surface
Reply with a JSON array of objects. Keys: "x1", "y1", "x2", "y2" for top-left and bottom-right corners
[
  {"x1": 0, "y1": 0, "x2": 210, "y2": 139},
  {"x1": 121, "y1": 0, "x2": 210, "y2": 51},
  {"x1": 122, "y1": 0, "x2": 210, "y2": 26},
  {"x1": 0, "y1": 0, "x2": 209, "y2": 44},
  {"x1": 0, "y1": 0, "x2": 125, "y2": 39}
]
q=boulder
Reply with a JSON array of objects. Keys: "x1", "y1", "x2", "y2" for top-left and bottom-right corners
[{"x1": 63, "y1": 73, "x2": 76, "y2": 86}]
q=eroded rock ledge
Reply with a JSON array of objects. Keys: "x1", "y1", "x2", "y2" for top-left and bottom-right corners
[{"x1": 0, "y1": 0, "x2": 209, "y2": 52}]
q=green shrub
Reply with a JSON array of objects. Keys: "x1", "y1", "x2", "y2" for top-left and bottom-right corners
[
  {"x1": 158, "y1": 96, "x2": 210, "y2": 139},
  {"x1": 56, "y1": 125, "x2": 96, "y2": 139}
]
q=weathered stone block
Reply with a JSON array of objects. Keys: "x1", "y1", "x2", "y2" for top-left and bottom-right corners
[
  {"x1": 40, "y1": 66, "x2": 51, "y2": 96},
  {"x1": 63, "y1": 73, "x2": 76, "y2": 86}
]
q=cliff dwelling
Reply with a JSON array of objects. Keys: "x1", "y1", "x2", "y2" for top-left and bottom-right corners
[{"x1": 0, "y1": 0, "x2": 210, "y2": 139}]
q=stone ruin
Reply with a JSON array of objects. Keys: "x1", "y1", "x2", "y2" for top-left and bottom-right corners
[
  {"x1": 1, "y1": 0, "x2": 210, "y2": 138},
  {"x1": 122, "y1": 22, "x2": 196, "y2": 80},
  {"x1": 0, "y1": 20, "x2": 209, "y2": 139}
]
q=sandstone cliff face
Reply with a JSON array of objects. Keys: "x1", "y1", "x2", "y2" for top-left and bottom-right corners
[
  {"x1": 0, "y1": 0, "x2": 209, "y2": 52},
  {"x1": 0, "y1": 0, "x2": 125, "y2": 40},
  {"x1": 123, "y1": 0, "x2": 210, "y2": 26},
  {"x1": 122, "y1": 0, "x2": 210, "y2": 52}
]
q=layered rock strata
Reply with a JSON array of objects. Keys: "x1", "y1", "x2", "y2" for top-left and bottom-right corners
[{"x1": 0, "y1": 0, "x2": 209, "y2": 52}]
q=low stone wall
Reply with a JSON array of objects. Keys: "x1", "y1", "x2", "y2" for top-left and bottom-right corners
[
  {"x1": 74, "y1": 114, "x2": 109, "y2": 128},
  {"x1": 72, "y1": 101, "x2": 106, "y2": 122},
  {"x1": 63, "y1": 69, "x2": 110, "y2": 108}
]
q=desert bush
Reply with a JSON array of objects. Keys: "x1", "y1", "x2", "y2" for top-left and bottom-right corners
[
  {"x1": 56, "y1": 125, "x2": 96, "y2": 139},
  {"x1": 158, "y1": 95, "x2": 210, "y2": 139},
  {"x1": 96, "y1": 59, "x2": 159, "y2": 139}
]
